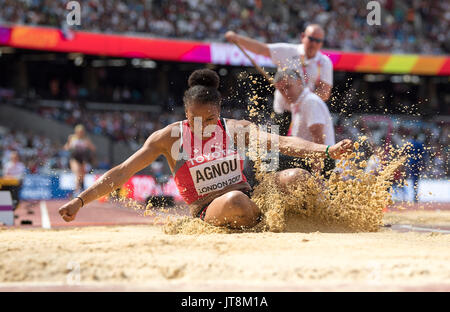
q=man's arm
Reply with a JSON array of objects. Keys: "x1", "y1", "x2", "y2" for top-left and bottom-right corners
[
  {"x1": 315, "y1": 81, "x2": 332, "y2": 102},
  {"x1": 315, "y1": 56, "x2": 333, "y2": 101},
  {"x1": 225, "y1": 31, "x2": 271, "y2": 57}
]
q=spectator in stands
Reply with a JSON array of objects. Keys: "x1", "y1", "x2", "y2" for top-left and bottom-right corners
[
  {"x1": 407, "y1": 134, "x2": 426, "y2": 202},
  {"x1": 2, "y1": 151, "x2": 26, "y2": 210},
  {"x1": 3, "y1": 151, "x2": 26, "y2": 179}
]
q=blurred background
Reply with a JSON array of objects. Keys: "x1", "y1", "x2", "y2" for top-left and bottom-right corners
[{"x1": 0, "y1": 0, "x2": 448, "y2": 210}]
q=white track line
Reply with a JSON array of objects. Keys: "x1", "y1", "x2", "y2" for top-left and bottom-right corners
[
  {"x1": 40, "y1": 201, "x2": 51, "y2": 229},
  {"x1": 395, "y1": 224, "x2": 450, "y2": 234}
]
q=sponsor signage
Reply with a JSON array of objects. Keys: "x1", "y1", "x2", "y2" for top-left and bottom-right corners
[
  {"x1": 19, "y1": 173, "x2": 183, "y2": 202},
  {"x1": 1, "y1": 24, "x2": 448, "y2": 75}
]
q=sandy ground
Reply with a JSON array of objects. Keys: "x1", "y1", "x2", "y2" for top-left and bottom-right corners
[
  {"x1": 1, "y1": 209, "x2": 449, "y2": 292},
  {"x1": 384, "y1": 210, "x2": 450, "y2": 226}
]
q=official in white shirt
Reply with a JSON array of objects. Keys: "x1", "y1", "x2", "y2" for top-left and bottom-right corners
[
  {"x1": 273, "y1": 69, "x2": 336, "y2": 176},
  {"x1": 273, "y1": 70, "x2": 335, "y2": 144},
  {"x1": 225, "y1": 24, "x2": 335, "y2": 177},
  {"x1": 225, "y1": 24, "x2": 333, "y2": 103}
]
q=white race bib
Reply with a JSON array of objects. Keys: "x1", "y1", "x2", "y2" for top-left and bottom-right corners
[{"x1": 189, "y1": 154, "x2": 243, "y2": 196}]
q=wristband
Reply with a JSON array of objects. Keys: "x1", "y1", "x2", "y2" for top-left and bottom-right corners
[
  {"x1": 325, "y1": 145, "x2": 331, "y2": 159},
  {"x1": 75, "y1": 196, "x2": 84, "y2": 207}
]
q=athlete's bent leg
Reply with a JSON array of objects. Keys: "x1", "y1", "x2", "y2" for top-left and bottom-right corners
[
  {"x1": 275, "y1": 168, "x2": 312, "y2": 194},
  {"x1": 203, "y1": 191, "x2": 261, "y2": 229}
]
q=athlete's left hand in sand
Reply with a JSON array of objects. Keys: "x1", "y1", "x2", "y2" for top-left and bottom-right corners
[{"x1": 328, "y1": 139, "x2": 353, "y2": 159}]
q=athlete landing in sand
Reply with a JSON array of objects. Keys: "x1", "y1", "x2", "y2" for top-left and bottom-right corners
[{"x1": 59, "y1": 69, "x2": 353, "y2": 229}]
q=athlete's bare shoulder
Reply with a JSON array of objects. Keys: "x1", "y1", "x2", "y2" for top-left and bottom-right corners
[{"x1": 224, "y1": 118, "x2": 252, "y2": 128}]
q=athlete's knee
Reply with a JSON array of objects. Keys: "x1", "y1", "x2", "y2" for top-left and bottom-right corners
[
  {"x1": 223, "y1": 191, "x2": 259, "y2": 219},
  {"x1": 223, "y1": 191, "x2": 246, "y2": 205},
  {"x1": 278, "y1": 168, "x2": 310, "y2": 185}
]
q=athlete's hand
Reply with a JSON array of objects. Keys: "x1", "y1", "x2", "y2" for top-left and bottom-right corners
[
  {"x1": 225, "y1": 31, "x2": 237, "y2": 43},
  {"x1": 59, "y1": 199, "x2": 82, "y2": 222},
  {"x1": 328, "y1": 139, "x2": 354, "y2": 160}
]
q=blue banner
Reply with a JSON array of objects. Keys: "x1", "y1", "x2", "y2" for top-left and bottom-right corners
[
  {"x1": 19, "y1": 174, "x2": 73, "y2": 200},
  {"x1": 20, "y1": 175, "x2": 53, "y2": 200}
]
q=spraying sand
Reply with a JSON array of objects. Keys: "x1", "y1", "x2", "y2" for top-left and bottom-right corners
[{"x1": 163, "y1": 136, "x2": 408, "y2": 235}]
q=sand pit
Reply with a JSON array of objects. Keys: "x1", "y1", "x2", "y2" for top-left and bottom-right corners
[
  {"x1": 1, "y1": 210, "x2": 449, "y2": 292},
  {"x1": 384, "y1": 210, "x2": 450, "y2": 227}
]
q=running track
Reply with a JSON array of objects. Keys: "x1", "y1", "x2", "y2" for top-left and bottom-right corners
[
  {"x1": 12, "y1": 199, "x2": 190, "y2": 228},
  {"x1": 9, "y1": 200, "x2": 450, "y2": 229},
  {"x1": 10, "y1": 200, "x2": 450, "y2": 230}
]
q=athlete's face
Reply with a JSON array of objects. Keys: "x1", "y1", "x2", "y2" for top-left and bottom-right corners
[{"x1": 185, "y1": 102, "x2": 220, "y2": 139}]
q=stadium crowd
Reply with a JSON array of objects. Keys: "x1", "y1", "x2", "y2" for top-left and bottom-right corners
[
  {"x1": 335, "y1": 115, "x2": 449, "y2": 179},
  {"x1": 34, "y1": 102, "x2": 184, "y2": 151},
  {"x1": 0, "y1": 125, "x2": 67, "y2": 175},
  {"x1": 1, "y1": 0, "x2": 448, "y2": 54}
]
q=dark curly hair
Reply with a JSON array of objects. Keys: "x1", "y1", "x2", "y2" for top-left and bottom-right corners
[{"x1": 183, "y1": 69, "x2": 221, "y2": 107}]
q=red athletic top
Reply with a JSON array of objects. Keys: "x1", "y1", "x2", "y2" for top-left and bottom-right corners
[{"x1": 173, "y1": 118, "x2": 248, "y2": 209}]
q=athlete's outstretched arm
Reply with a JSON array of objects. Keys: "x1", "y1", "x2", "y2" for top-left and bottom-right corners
[
  {"x1": 59, "y1": 127, "x2": 169, "y2": 222},
  {"x1": 277, "y1": 133, "x2": 352, "y2": 159},
  {"x1": 230, "y1": 120, "x2": 353, "y2": 160}
]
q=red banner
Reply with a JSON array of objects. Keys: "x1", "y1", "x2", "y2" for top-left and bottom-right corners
[{"x1": 1, "y1": 24, "x2": 449, "y2": 75}]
